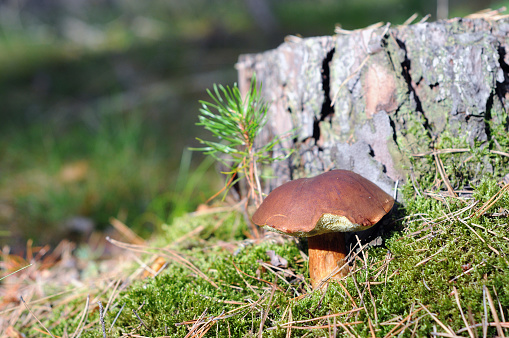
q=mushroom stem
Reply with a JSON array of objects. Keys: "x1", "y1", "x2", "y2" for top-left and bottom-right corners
[{"x1": 308, "y1": 232, "x2": 348, "y2": 288}]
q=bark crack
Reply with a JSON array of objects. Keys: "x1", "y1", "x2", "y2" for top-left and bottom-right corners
[
  {"x1": 312, "y1": 47, "x2": 335, "y2": 146},
  {"x1": 486, "y1": 45, "x2": 509, "y2": 140},
  {"x1": 393, "y1": 37, "x2": 434, "y2": 141}
]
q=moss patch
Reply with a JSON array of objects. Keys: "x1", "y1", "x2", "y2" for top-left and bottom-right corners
[
  {"x1": 64, "y1": 176, "x2": 508, "y2": 337},
  {"x1": 5, "y1": 123, "x2": 509, "y2": 338}
]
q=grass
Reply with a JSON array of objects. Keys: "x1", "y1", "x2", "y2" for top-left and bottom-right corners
[{"x1": 0, "y1": 109, "x2": 220, "y2": 248}]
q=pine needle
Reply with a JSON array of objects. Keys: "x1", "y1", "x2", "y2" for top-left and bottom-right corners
[
  {"x1": 0, "y1": 264, "x2": 33, "y2": 281},
  {"x1": 257, "y1": 283, "x2": 276, "y2": 337},
  {"x1": 71, "y1": 295, "x2": 90, "y2": 338},
  {"x1": 106, "y1": 237, "x2": 220, "y2": 289},
  {"x1": 484, "y1": 285, "x2": 506, "y2": 337},
  {"x1": 277, "y1": 307, "x2": 364, "y2": 328},
  {"x1": 20, "y1": 296, "x2": 56, "y2": 338},
  {"x1": 418, "y1": 301, "x2": 455, "y2": 336},
  {"x1": 475, "y1": 183, "x2": 509, "y2": 217},
  {"x1": 453, "y1": 287, "x2": 475, "y2": 338}
]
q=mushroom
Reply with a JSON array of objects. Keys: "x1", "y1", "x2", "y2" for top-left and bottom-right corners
[{"x1": 252, "y1": 170, "x2": 394, "y2": 288}]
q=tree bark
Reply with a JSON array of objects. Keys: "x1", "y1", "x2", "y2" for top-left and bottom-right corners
[{"x1": 237, "y1": 16, "x2": 509, "y2": 199}]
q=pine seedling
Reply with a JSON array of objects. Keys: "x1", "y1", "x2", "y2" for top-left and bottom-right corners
[{"x1": 192, "y1": 75, "x2": 291, "y2": 209}]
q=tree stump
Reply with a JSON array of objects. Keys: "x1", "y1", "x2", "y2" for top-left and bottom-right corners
[{"x1": 237, "y1": 15, "x2": 509, "y2": 201}]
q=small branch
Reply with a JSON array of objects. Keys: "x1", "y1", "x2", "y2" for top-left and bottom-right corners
[{"x1": 98, "y1": 301, "x2": 107, "y2": 338}]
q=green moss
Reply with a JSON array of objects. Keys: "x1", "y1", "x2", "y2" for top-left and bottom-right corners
[
  {"x1": 27, "y1": 174, "x2": 509, "y2": 337},
  {"x1": 22, "y1": 123, "x2": 509, "y2": 337},
  {"x1": 157, "y1": 209, "x2": 249, "y2": 246},
  {"x1": 79, "y1": 240, "x2": 306, "y2": 337}
]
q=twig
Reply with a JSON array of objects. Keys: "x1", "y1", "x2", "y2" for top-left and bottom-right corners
[
  {"x1": 492, "y1": 286, "x2": 507, "y2": 323},
  {"x1": 98, "y1": 301, "x2": 107, "y2": 338},
  {"x1": 412, "y1": 148, "x2": 470, "y2": 157},
  {"x1": 276, "y1": 321, "x2": 363, "y2": 330},
  {"x1": 490, "y1": 149, "x2": 509, "y2": 157},
  {"x1": 355, "y1": 235, "x2": 379, "y2": 325},
  {"x1": 466, "y1": 306, "x2": 476, "y2": 338},
  {"x1": 231, "y1": 260, "x2": 283, "y2": 292},
  {"x1": 252, "y1": 159, "x2": 263, "y2": 208},
  {"x1": 330, "y1": 55, "x2": 370, "y2": 107},
  {"x1": 285, "y1": 305, "x2": 293, "y2": 338},
  {"x1": 258, "y1": 263, "x2": 300, "y2": 296},
  {"x1": 184, "y1": 308, "x2": 209, "y2": 338},
  {"x1": 483, "y1": 286, "x2": 489, "y2": 337},
  {"x1": 470, "y1": 222, "x2": 509, "y2": 242},
  {"x1": 193, "y1": 291, "x2": 246, "y2": 305},
  {"x1": 457, "y1": 218, "x2": 485, "y2": 242},
  {"x1": 0, "y1": 286, "x2": 86, "y2": 317},
  {"x1": 172, "y1": 225, "x2": 205, "y2": 244},
  {"x1": 338, "y1": 320, "x2": 357, "y2": 338},
  {"x1": 368, "y1": 317, "x2": 376, "y2": 338},
  {"x1": 465, "y1": 6, "x2": 509, "y2": 19},
  {"x1": 189, "y1": 311, "x2": 223, "y2": 338},
  {"x1": 104, "y1": 278, "x2": 122, "y2": 315},
  {"x1": 259, "y1": 261, "x2": 302, "y2": 281},
  {"x1": 390, "y1": 314, "x2": 429, "y2": 337},
  {"x1": 177, "y1": 293, "x2": 269, "y2": 327},
  {"x1": 316, "y1": 240, "x2": 366, "y2": 288},
  {"x1": 383, "y1": 307, "x2": 424, "y2": 338},
  {"x1": 205, "y1": 172, "x2": 237, "y2": 204},
  {"x1": 402, "y1": 13, "x2": 419, "y2": 25},
  {"x1": 457, "y1": 322, "x2": 509, "y2": 333}
]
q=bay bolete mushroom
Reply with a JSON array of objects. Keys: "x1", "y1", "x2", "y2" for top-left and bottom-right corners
[{"x1": 252, "y1": 170, "x2": 394, "y2": 288}]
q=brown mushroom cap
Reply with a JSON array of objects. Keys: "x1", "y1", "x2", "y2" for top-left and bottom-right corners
[{"x1": 252, "y1": 170, "x2": 394, "y2": 237}]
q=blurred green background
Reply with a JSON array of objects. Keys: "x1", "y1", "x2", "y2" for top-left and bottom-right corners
[{"x1": 0, "y1": 0, "x2": 505, "y2": 252}]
